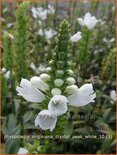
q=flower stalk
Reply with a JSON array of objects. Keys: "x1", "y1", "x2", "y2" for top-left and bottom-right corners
[
  {"x1": 3, "y1": 32, "x2": 15, "y2": 113},
  {"x1": 13, "y1": 2, "x2": 30, "y2": 82}
]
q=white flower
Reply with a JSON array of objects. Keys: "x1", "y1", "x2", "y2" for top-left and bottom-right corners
[
  {"x1": 70, "y1": 32, "x2": 82, "y2": 42},
  {"x1": 46, "y1": 67, "x2": 52, "y2": 72},
  {"x1": 47, "y1": 5, "x2": 55, "y2": 14},
  {"x1": 35, "y1": 109, "x2": 57, "y2": 131},
  {"x1": 110, "y1": 38, "x2": 115, "y2": 43},
  {"x1": 40, "y1": 73, "x2": 51, "y2": 82},
  {"x1": 98, "y1": 19, "x2": 105, "y2": 26},
  {"x1": 65, "y1": 85, "x2": 79, "y2": 94},
  {"x1": 31, "y1": 7, "x2": 38, "y2": 18},
  {"x1": 30, "y1": 62, "x2": 36, "y2": 70},
  {"x1": 16, "y1": 78, "x2": 45, "y2": 103},
  {"x1": 30, "y1": 62, "x2": 40, "y2": 74},
  {"x1": 110, "y1": 90, "x2": 116, "y2": 102},
  {"x1": 66, "y1": 77, "x2": 76, "y2": 85},
  {"x1": 2, "y1": 68, "x2": 6, "y2": 73},
  {"x1": 67, "y1": 69, "x2": 74, "y2": 76},
  {"x1": 4, "y1": 70, "x2": 10, "y2": 79},
  {"x1": 37, "y1": 9, "x2": 48, "y2": 20},
  {"x1": 17, "y1": 147, "x2": 28, "y2": 154},
  {"x1": 44, "y1": 29, "x2": 57, "y2": 40},
  {"x1": 38, "y1": 64, "x2": 46, "y2": 72},
  {"x1": 30, "y1": 76, "x2": 49, "y2": 92},
  {"x1": 37, "y1": 29, "x2": 44, "y2": 36},
  {"x1": 51, "y1": 88, "x2": 61, "y2": 96},
  {"x1": 31, "y1": 7, "x2": 47, "y2": 20},
  {"x1": 48, "y1": 95, "x2": 68, "y2": 116},
  {"x1": 37, "y1": 7, "x2": 43, "y2": 12},
  {"x1": 54, "y1": 79, "x2": 64, "y2": 87},
  {"x1": 68, "y1": 84, "x2": 96, "y2": 107},
  {"x1": 78, "y1": 13, "x2": 98, "y2": 30}
]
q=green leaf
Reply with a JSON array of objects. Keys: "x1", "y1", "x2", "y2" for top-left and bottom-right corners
[
  {"x1": 29, "y1": 103, "x2": 41, "y2": 110},
  {"x1": 63, "y1": 122, "x2": 73, "y2": 136},
  {"x1": 23, "y1": 111, "x2": 33, "y2": 123}
]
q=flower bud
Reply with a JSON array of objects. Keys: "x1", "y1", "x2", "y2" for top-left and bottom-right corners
[
  {"x1": 30, "y1": 76, "x2": 49, "y2": 92},
  {"x1": 46, "y1": 67, "x2": 52, "y2": 72},
  {"x1": 51, "y1": 88, "x2": 61, "y2": 96},
  {"x1": 54, "y1": 79, "x2": 64, "y2": 87},
  {"x1": 56, "y1": 70, "x2": 64, "y2": 76},
  {"x1": 40, "y1": 73, "x2": 51, "y2": 82},
  {"x1": 67, "y1": 69, "x2": 74, "y2": 76},
  {"x1": 66, "y1": 77, "x2": 76, "y2": 85},
  {"x1": 65, "y1": 85, "x2": 78, "y2": 94},
  {"x1": 49, "y1": 60, "x2": 54, "y2": 65},
  {"x1": 2, "y1": 68, "x2": 6, "y2": 73}
]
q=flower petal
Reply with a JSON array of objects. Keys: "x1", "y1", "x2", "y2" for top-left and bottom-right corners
[
  {"x1": 35, "y1": 109, "x2": 57, "y2": 132},
  {"x1": 30, "y1": 76, "x2": 49, "y2": 92},
  {"x1": 78, "y1": 84, "x2": 94, "y2": 96},
  {"x1": 17, "y1": 147, "x2": 29, "y2": 154},
  {"x1": 16, "y1": 78, "x2": 45, "y2": 103},
  {"x1": 48, "y1": 95, "x2": 68, "y2": 116},
  {"x1": 78, "y1": 18, "x2": 84, "y2": 26},
  {"x1": 68, "y1": 83, "x2": 96, "y2": 107},
  {"x1": 68, "y1": 92, "x2": 96, "y2": 107},
  {"x1": 70, "y1": 31, "x2": 82, "y2": 42}
]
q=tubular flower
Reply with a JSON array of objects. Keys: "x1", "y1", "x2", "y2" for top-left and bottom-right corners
[
  {"x1": 35, "y1": 110, "x2": 57, "y2": 132},
  {"x1": 78, "y1": 13, "x2": 98, "y2": 30},
  {"x1": 16, "y1": 20, "x2": 96, "y2": 132},
  {"x1": 48, "y1": 95, "x2": 68, "y2": 116},
  {"x1": 16, "y1": 78, "x2": 45, "y2": 103},
  {"x1": 17, "y1": 147, "x2": 29, "y2": 154},
  {"x1": 68, "y1": 84, "x2": 96, "y2": 107},
  {"x1": 70, "y1": 32, "x2": 82, "y2": 42},
  {"x1": 44, "y1": 29, "x2": 57, "y2": 40}
]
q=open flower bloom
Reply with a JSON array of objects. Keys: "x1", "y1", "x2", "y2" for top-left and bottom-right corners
[
  {"x1": 16, "y1": 78, "x2": 45, "y2": 103},
  {"x1": 47, "y1": 4, "x2": 55, "y2": 14},
  {"x1": 67, "y1": 84, "x2": 96, "y2": 107},
  {"x1": 31, "y1": 7, "x2": 47, "y2": 20},
  {"x1": 37, "y1": 29, "x2": 44, "y2": 36},
  {"x1": 44, "y1": 29, "x2": 57, "y2": 40},
  {"x1": 37, "y1": 9, "x2": 48, "y2": 20},
  {"x1": 17, "y1": 147, "x2": 28, "y2": 154},
  {"x1": 78, "y1": 13, "x2": 98, "y2": 30},
  {"x1": 35, "y1": 110, "x2": 57, "y2": 132},
  {"x1": 48, "y1": 95, "x2": 68, "y2": 116},
  {"x1": 31, "y1": 7, "x2": 38, "y2": 18},
  {"x1": 70, "y1": 32, "x2": 82, "y2": 42}
]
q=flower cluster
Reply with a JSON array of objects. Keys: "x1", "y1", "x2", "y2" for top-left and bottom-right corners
[
  {"x1": 78, "y1": 12, "x2": 98, "y2": 30},
  {"x1": 31, "y1": 4, "x2": 55, "y2": 21},
  {"x1": 16, "y1": 20, "x2": 96, "y2": 132},
  {"x1": 37, "y1": 28, "x2": 57, "y2": 41},
  {"x1": 17, "y1": 76, "x2": 96, "y2": 131}
]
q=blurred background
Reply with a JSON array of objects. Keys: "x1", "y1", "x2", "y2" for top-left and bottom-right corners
[{"x1": 1, "y1": 0, "x2": 116, "y2": 154}]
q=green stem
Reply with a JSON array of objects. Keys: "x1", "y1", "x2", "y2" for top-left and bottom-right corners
[{"x1": 10, "y1": 70, "x2": 15, "y2": 114}]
